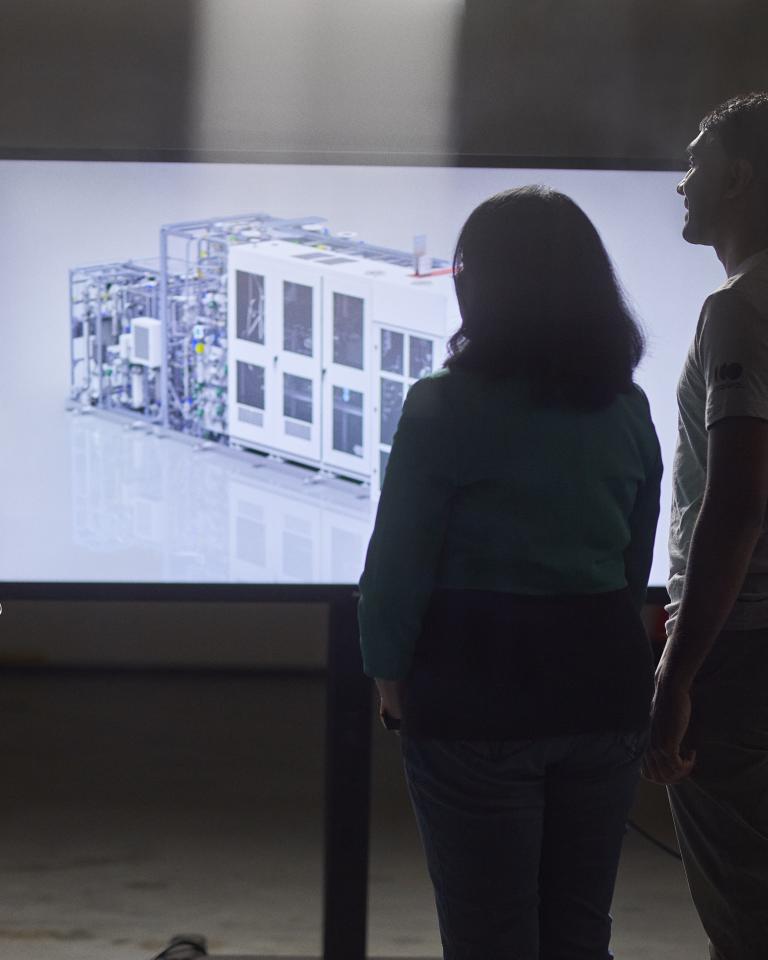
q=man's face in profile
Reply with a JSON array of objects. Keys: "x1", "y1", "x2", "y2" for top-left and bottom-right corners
[{"x1": 676, "y1": 130, "x2": 730, "y2": 246}]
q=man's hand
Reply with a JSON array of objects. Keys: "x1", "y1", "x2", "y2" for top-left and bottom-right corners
[{"x1": 642, "y1": 676, "x2": 696, "y2": 784}]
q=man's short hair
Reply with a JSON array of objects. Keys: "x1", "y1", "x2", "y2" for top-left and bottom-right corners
[{"x1": 700, "y1": 92, "x2": 768, "y2": 182}]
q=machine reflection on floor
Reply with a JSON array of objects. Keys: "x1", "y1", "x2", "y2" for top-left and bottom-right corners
[{"x1": 70, "y1": 411, "x2": 375, "y2": 584}]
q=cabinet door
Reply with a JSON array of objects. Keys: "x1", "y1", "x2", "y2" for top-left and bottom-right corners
[
  {"x1": 372, "y1": 327, "x2": 443, "y2": 493},
  {"x1": 227, "y1": 254, "x2": 276, "y2": 450},
  {"x1": 320, "y1": 275, "x2": 373, "y2": 478},
  {"x1": 228, "y1": 250, "x2": 323, "y2": 465},
  {"x1": 274, "y1": 268, "x2": 322, "y2": 462}
]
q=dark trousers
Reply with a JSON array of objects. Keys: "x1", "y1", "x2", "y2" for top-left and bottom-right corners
[
  {"x1": 668, "y1": 628, "x2": 768, "y2": 960},
  {"x1": 401, "y1": 728, "x2": 647, "y2": 960}
]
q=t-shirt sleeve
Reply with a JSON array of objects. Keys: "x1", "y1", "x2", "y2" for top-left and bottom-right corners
[{"x1": 698, "y1": 288, "x2": 768, "y2": 429}]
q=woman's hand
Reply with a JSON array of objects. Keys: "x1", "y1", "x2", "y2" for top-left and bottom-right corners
[{"x1": 375, "y1": 678, "x2": 405, "y2": 722}]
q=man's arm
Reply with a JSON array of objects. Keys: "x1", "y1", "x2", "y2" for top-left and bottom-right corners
[{"x1": 644, "y1": 415, "x2": 768, "y2": 783}]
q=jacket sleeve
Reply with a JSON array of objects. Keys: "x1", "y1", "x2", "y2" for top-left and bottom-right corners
[
  {"x1": 358, "y1": 376, "x2": 457, "y2": 679},
  {"x1": 623, "y1": 393, "x2": 663, "y2": 612}
]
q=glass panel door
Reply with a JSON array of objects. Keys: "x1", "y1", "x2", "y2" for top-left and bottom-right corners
[
  {"x1": 372, "y1": 327, "x2": 441, "y2": 491},
  {"x1": 227, "y1": 247, "x2": 279, "y2": 450},
  {"x1": 321, "y1": 275, "x2": 373, "y2": 477},
  {"x1": 275, "y1": 268, "x2": 322, "y2": 462}
]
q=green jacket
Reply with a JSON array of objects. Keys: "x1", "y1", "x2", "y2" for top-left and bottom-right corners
[{"x1": 358, "y1": 367, "x2": 662, "y2": 679}]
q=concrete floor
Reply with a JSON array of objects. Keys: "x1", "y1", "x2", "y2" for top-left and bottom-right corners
[{"x1": 0, "y1": 672, "x2": 706, "y2": 960}]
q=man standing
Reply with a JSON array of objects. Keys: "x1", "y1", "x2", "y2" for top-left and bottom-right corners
[{"x1": 644, "y1": 93, "x2": 768, "y2": 959}]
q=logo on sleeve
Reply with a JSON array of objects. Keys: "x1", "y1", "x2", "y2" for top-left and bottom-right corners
[{"x1": 713, "y1": 361, "x2": 744, "y2": 390}]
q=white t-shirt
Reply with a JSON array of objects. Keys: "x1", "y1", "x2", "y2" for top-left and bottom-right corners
[{"x1": 667, "y1": 248, "x2": 768, "y2": 637}]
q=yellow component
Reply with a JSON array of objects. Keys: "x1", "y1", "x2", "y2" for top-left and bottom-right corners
[{"x1": 195, "y1": 342, "x2": 205, "y2": 354}]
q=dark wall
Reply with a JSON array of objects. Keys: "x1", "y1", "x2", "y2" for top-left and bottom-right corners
[
  {"x1": 454, "y1": 0, "x2": 768, "y2": 163},
  {"x1": 0, "y1": 0, "x2": 461, "y2": 161},
  {"x1": 0, "y1": 0, "x2": 196, "y2": 155},
  {"x1": 0, "y1": 601, "x2": 327, "y2": 669},
  {"x1": 3, "y1": 0, "x2": 768, "y2": 163}
]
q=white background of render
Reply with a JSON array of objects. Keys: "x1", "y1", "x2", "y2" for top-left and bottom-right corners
[{"x1": 0, "y1": 161, "x2": 723, "y2": 584}]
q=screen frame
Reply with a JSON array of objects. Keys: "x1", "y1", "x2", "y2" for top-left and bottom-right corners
[
  {"x1": 0, "y1": 582, "x2": 670, "y2": 605},
  {"x1": 0, "y1": 146, "x2": 685, "y2": 602}
]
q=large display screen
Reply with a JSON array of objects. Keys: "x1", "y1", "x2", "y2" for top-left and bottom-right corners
[{"x1": 0, "y1": 160, "x2": 723, "y2": 586}]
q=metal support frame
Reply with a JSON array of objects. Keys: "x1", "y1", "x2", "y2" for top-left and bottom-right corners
[
  {"x1": 324, "y1": 591, "x2": 373, "y2": 960},
  {"x1": 160, "y1": 227, "x2": 171, "y2": 430}
]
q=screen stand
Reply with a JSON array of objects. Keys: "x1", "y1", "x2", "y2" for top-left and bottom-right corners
[{"x1": 323, "y1": 590, "x2": 373, "y2": 960}]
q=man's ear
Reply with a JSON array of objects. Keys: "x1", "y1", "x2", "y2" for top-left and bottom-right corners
[{"x1": 724, "y1": 157, "x2": 754, "y2": 199}]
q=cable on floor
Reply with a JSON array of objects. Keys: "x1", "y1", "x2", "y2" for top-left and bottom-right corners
[{"x1": 150, "y1": 934, "x2": 208, "y2": 959}]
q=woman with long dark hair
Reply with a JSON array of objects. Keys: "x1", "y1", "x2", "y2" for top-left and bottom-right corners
[{"x1": 358, "y1": 186, "x2": 662, "y2": 959}]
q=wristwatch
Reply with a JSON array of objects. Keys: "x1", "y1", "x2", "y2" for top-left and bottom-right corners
[{"x1": 379, "y1": 707, "x2": 402, "y2": 732}]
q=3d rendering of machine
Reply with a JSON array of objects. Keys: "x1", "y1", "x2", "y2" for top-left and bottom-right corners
[{"x1": 69, "y1": 214, "x2": 460, "y2": 492}]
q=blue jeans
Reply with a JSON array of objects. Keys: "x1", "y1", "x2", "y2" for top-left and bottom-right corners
[{"x1": 401, "y1": 728, "x2": 647, "y2": 960}]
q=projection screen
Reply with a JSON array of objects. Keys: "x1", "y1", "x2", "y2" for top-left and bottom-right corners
[{"x1": 0, "y1": 159, "x2": 723, "y2": 588}]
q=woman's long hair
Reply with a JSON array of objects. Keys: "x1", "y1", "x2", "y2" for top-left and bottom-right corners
[{"x1": 446, "y1": 186, "x2": 645, "y2": 410}]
